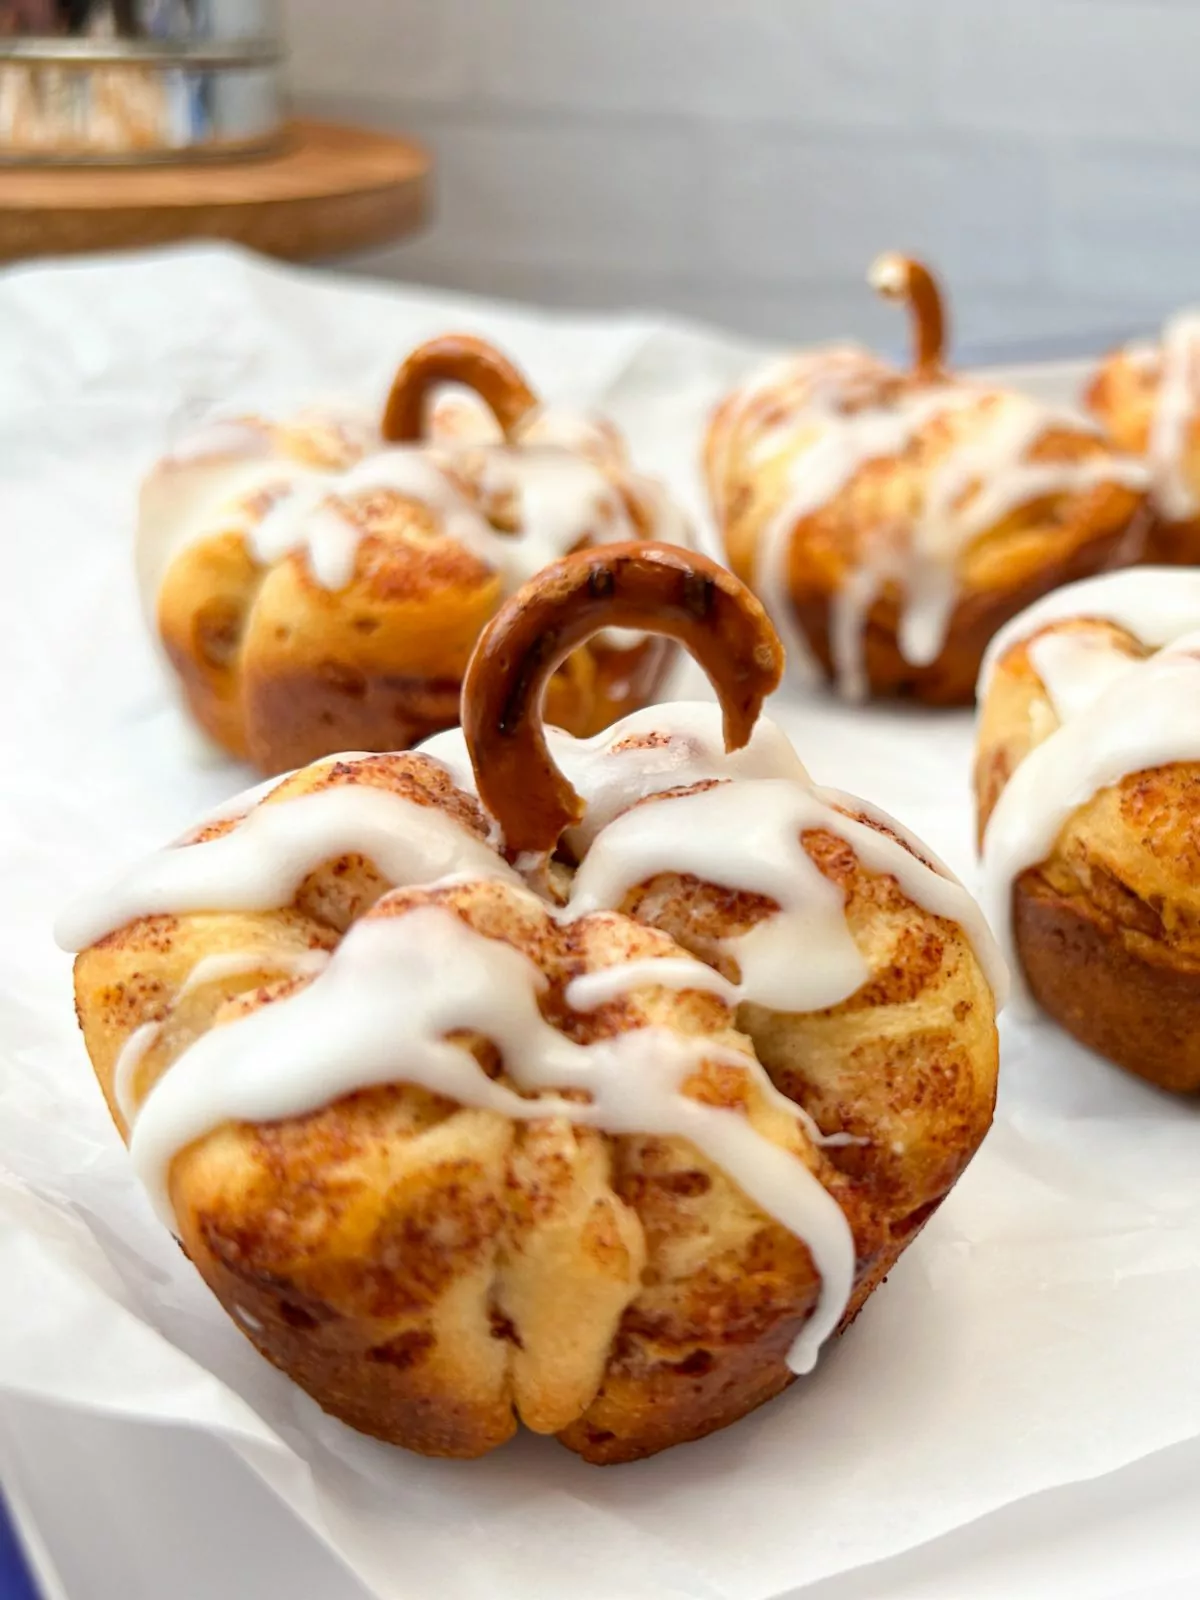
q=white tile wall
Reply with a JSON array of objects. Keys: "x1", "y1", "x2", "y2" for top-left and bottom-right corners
[
  {"x1": 934, "y1": 0, "x2": 1200, "y2": 146},
  {"x1": 396, "y1": 117, "x2": 709, "y2": 276},
  {"x1": 1050, "y1": 144, "x2": 1200, "y2": 308},
  {"x1": 700, "y1": 134, "x2": 1047, "y2": 289},
  {"x1": 284, "y1": 0, "x2": 471, "y2": 102},
  {"x1": 474, "y1": 0, "x2": 933, "y2": 129},
  {"x1": 282, "y1": 0, "x2": 1200, "y2": 358}
]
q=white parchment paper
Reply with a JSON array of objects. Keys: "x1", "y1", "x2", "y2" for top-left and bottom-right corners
[{"x1": 2, "y1": 244, "x2": 1199, "y2": 1600}]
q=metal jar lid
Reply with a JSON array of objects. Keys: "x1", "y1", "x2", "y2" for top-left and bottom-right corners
[{"x1": 0, "y1": 2, "x2": 287, "y2": 164}]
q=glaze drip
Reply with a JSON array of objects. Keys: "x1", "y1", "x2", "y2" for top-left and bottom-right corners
[
  {"x1": 143, "y1": 404, "x2": 684, "y2": 608},
  {"x1": 60, "y1": 702, "x2": 1004, "y2": 1376},
  {"x1": 979, "y1": 568, "x2": 1200, "y2": 1002},
  {"x1": 123, "y1": 898, "x2": 857, "y2": 1374},
  {"x1": 713, "y1": 354, "x2": 1146, "y2": 697},
  {"x1": 1147, "y1": 313, "x2": 1200, "y2": 521}
]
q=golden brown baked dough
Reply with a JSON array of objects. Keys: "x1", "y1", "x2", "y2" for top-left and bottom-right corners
[
  {"x1": 1085, "y1": 317, "x2": 1200, "y2": 564},
  {"x1": 706, "y1": 255, "x2": 1148, "y2": 705},
  {"x1": 975, "y1": 570, "x2": 1200, "y2": 1091},
  {"x1": 143, "y1": 334, "x2": 688, "y2": 774},
  {"x1": 65, "y1": 544, "x2": 999, "y2": 1462}
]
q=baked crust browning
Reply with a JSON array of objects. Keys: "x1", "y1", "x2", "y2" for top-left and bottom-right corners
[
  {"x1": 148, "y1": 336, "x2": 685, "y2": 773},
  {"x1": 1014, "y1": 860, "x2": 1200, "y2": 1093},
  {"x1": 780, "y1": 499, "x2": 1139, "y2": 706},
  {"x1": 708, "y1": 260, "x2": 1148, "y2": 705},
  {"x1": 73, "y1": 552, "x2": 998, "y2": 1462},
  {"x1": 1086, "y1": 344, "x2": 1200, "y2": 565},
  {"x1": 73, "y1": 779, "x2": 995, "y2": 1461},
  {"x1": 976, "y1": 607, "x2": 1200, "y2": 1090}
]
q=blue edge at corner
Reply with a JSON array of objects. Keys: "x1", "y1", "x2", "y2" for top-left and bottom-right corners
[{"x1": 0, "y1": 1494, "x2": 41, "y2": 1600}]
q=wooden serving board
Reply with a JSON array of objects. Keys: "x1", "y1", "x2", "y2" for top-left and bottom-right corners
[{"x1": 0, "y1": 118, "x2": 431, "y2": 262}]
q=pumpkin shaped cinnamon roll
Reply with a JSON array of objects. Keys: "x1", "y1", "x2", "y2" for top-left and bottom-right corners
[
  {"x1": 61, "y1": 544, "x2": 1002, "y2": 1464},
  {"x1": 706, "y1": 255, "x2": 1148, "y2": 704},
  {"x1": 141, "y1": 334, "x2": 690, "y2": 774},
  {"x1": 976, "y1": 566, "x2": 1200, "y2": 1091},
  {"x1": 1085, "y1": 314, "x2": 1200, "y2": 565}
]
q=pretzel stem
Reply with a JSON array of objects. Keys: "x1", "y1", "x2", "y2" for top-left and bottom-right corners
[
  {"x1": 382, "y1": 334, "x2": 540, "y2": 443},
  {"x1": 461, "y1": 542, "x2": 784, "y2": 855},
  {"x1": 868, "y1": 253, "x2": 948, "y2": 379}
]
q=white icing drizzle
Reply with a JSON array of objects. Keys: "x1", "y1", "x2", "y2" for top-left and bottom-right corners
[
  {"x1": 1124, "y1": 341, "x2": 1160, "y2": 374},
  {"x1": 1025, "y1": 630, "x2": 1139, "y2": 723},
  {"x1": 568, "y1": 780, "x2": 870, "y2": 1012},
  {"x1": 829, "y1": 543, "x2": 906, "y2": 703},
  {"x1": 896, "y1": 397, "x2": 1145, "y2": 673},
  {"x1": 190, "y1": 753, "x2": 377, "y2": 833},
  {"x1": 165, "y1": 407, "x2": 380, "y2": 471},
  {"x1": 566, "y1": 956, "x2": 742, "y2": 1013},
  {"x1": 245, "y1": 446, "x2": 646, "y2": 597},
  {"x1": 568, "y1": 776, "x2": 1008, "y2": 1011},
  {"x1": 125, "y1": 900, "x2": 856, "y2": 1374},
  {"x1": 430, "y1": 393, "x2": 619, "y2": 463},
  {"x1": 521, "y1": 409, "x2": 620, "y2": 458},
  {"x1": 817, "y1": 788, "x2": 1009, "y2": 1006},
  {"x1": 480, "y1": 450, "x2": 684, "y2": 650},
  {"x1": 179, "y1": 946, "x2": 332, "y2": 996},
  {"x1": 709, "y1": 346, "x2": 888, "y2": 493},
  {"x1": 137, "y1": 455, "x2": 316, "y2": 619},
  {"x1": 422, "y1": 704, "x2": 1006, "y2": 1005},
  {"x1": 423, "y1": 705, "x2": 808, "y2": 843},
  {"x1": 111, "y1": 948, "x2": 333, "y2": 1124},
  {"x1": 750, "y1": 383, "x2": 972, "y2": 693},
  {"x1": 140, "y1": 408, "x2": 382, "y2": 611},
  {"x1": 475, "y1": 448, "x2": 636, "y2": 582},
  {"x1": 63, "y1": 704, "x2": 1004, "y2": 1376},
  {"x1": 978, "y1": 566, "x2": 1200, "y2": 695},
  {"x1": 417, "y1": 726, "x2": 481, "y2": 795},
  {"x1": 146, "y1": 407, "x2": 683, "y2": 607},
  {"x1": 113, "y1": 1021, "x2": 159, "y2": 1126},
  {"x1": 54, "y1": 785, "x2": 516, "y2": 952},
  {"x1": 249, "y1": 448, "x2": 499, "y2": 592},
  {"x1": 716, "y1": 353, "x2": 1146, "y2": 698},
  {"x1": 242, "y1": 449, "x2": 490, "y2": 590},
  {"x1": 717, "y1": 348, "x2": 899, "y2": 686},
  {"x1": 978, "y1": 568, "x2": 1200, "y2": 1004},
  {"x1": 193, "y1": 772, "x2": 302, "y2": 828},
  {"x1": 292, "y1": 405, "x2": 383, "y2": 456},
  {"x1": 552, "y1": 702, "x2": 811, "y2": 851},
  {"x1": 1147, "y1": 313, "x2": 1200, "y2": 520}
]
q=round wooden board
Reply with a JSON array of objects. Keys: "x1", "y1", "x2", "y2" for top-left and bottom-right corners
[{"x1": 0, "y1": 118, "x2": 432, "y2": 262}]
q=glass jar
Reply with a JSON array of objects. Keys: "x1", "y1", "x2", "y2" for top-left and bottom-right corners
[{"x1": 0, "y1": 1, "x2": 286, "y2": 162}]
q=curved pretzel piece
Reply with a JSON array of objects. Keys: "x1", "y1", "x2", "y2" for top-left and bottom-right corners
[
  {"x1": 868, "y1": 252, "x2": 949, "y2": 380},
  {"x1": 462, "y1": 542, "x2": 785, "y2": 854},
  {"x1": 382, "y1": 333, "x2": 540, "y2": 443}
]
